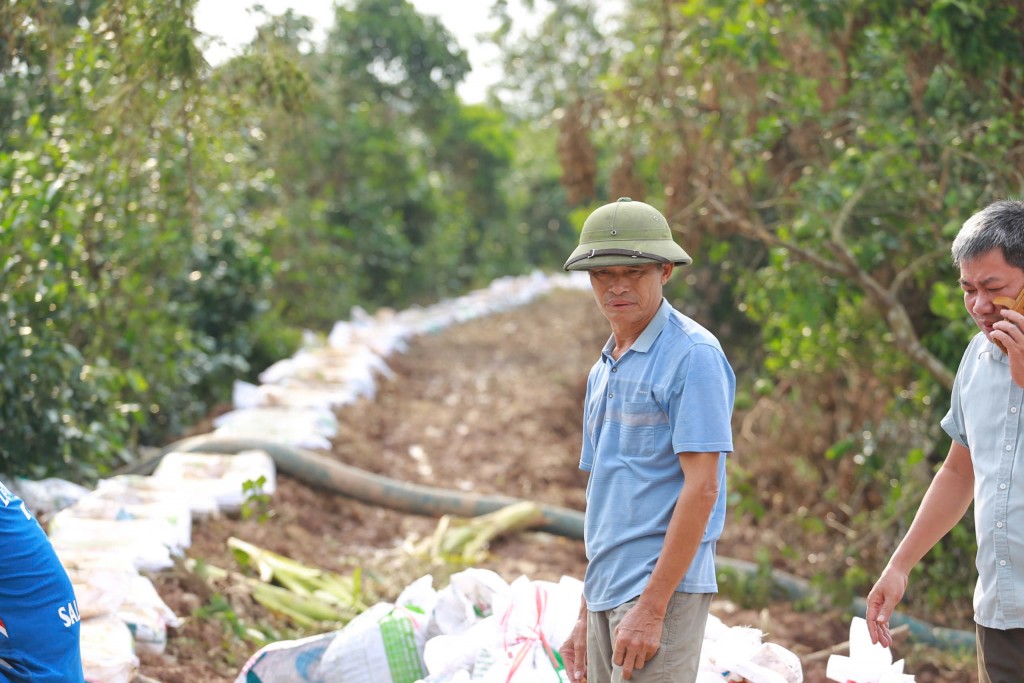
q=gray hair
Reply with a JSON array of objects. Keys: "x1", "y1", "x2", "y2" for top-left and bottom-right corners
[{"x1": 951, "y1": 199, "x2": 1024, "y2": 271}]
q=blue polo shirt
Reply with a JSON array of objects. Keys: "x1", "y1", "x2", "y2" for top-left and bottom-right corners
[
  {"x1": 580, "y1": 299, "x2": 735, "y2": 611},
  {"x1": 942, "y1": 332, "x2": 1024, "y2": 629},
  {"x1": 0, "y1": 479, "x2": 84, "y2": 683}
]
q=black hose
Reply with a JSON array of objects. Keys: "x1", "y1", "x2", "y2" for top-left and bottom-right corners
[{"x1": 136, "y1": 434, "x2": 586, "y2": 538}]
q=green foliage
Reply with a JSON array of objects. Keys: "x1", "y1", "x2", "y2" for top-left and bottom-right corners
[
  {"x1": 241, "y1": 475, "x2": 274, "y2": 524},
  {"x1": 0, "y1": 0, "x2": 288, "y2": 477},
  {"x1": 2, "y1": 0, "x2": 557, "y2": 478},
  {"x1": 242, "y1": 0, "x2": 533, "y2": 327},
  {"x1": 716, "y1": 549, "x2": 783, "y2": 609},
  {"x1": 492, "y1": 0, "x2": 611, "y2": 113},
  {"x1": 1, "y1": 114, "x2": 133, "y2": 478},
  {"x1": 193, "y1": 592, "x2": 275, "y2": 649},
  {"x1": 330, "y1": 0, "x2": 470, "y2": 105}
]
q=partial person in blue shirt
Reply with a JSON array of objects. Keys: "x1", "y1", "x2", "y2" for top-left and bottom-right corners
[
  {"x1": 0, "y1": 478, "x2": 85, "y2": 683},
  {"x1": 558, "y1": 198, "x2": 736, "y2": 683},
  {"x1": 866, "y1": 199, "x2": 1024, "y2": 683}
]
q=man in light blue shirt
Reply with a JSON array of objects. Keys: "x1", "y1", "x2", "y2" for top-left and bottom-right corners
[
  {"x1": 866, "y1": 199, "x2": 1024, "y2": 683},
  {"x1": 558, "y1": 198, "x2": 736, "y2": 683}
]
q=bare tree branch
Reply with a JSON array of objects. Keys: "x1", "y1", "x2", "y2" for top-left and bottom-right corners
[{"x1": 891, "y1": 246, "x2": 947, "y2": 296}]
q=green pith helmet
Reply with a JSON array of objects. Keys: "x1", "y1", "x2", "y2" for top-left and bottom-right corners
[{"x1": 563, "y1": 197, "x2": 693, "y2": 271}]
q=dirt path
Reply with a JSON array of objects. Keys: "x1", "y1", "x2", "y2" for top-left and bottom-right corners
[{"x1": 141, "y1": 287, "x2": 976, "y2": 683}]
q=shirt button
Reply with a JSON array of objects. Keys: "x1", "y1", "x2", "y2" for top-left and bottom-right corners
[
  {"x1": 997, "y1": 521, "x2": 1005, "y2": 528},
  {"x1": 1006, "y1": 445, "x2": 1013, "y2": 451},
  {"x1": 1001, "y1": 483, "x2": 1008, "y2": 490},
  {"x1": 1000, "y1": 560, "x2": 1008, "y2": 567},
  {"x1": 611, "y1": 367, "x2": 617, "y2": 373},
  {"x1": 1013, "y1": 407, "x2": 1019, "y2": 414},
  {"x1": 608, "y1": 393, "x2": 614, "y2": 399}
]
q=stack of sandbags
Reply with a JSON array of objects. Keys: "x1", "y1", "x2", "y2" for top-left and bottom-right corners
[
  {"x1": 212, "y1": 405, "x2": 339, "y2": 451},
  {"x1": 233, "y1": 568, "x2": 580, "y2": 683},
  {"x1": 23, "y1": 449, "x2": 278, "y2": 682},
  {"x1": 149, "y1": 448, "x2": 276, "y2": 515},
  {"x1": 235, "y1": 574, "x2": 440, "y2": 683},
  {"x1": 63, "y1": 551, "x2": 181, "y2": 680},
  {"x1": 221, "y1": 270, "x2": 590, "y2": 450},
  {"x1": 38, "y1": 487, "x2": 184, "y2": 681}
]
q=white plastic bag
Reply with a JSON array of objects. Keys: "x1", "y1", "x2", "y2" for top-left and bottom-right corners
[
  {"x1": 234, "y1": 631, "x2": 338, "y2": 683},
  {"x1": 152, "y1": 449, "x2": 276, "y2": 514},
  {"x1": 316, "y1": 601, "x2": 432, "y2": 683},
  {"x1": 118, "y1": 574, "x2": 182, "y2": 655},
  {"x1": 59, "y1": 494, "x2": 192, "y2": 551},
  {"x1": 729, "y1": 642, "x2": 804, "y2": 683},
  {"x1": 698, "y1": 614, "x2": 805, "y2": 683},
  {"x1": 430, "y1": 568, "x2": 510, "y2": 637},
  {"x1": 94, "y1": 474, "x2": 220, "y2": 519},
  {"x1": 475, "y1": 576, "x2": 580, "y2": 683},
  {"x1": 63, "y1": 555, "x2": 137, "y2": 620},
  {"x1": 826, "y1": 617, "x2": 915, "y2": 683},
  {"x1": 213, "y1": 406, "x2": 338, "y2": 451},
  {"x1": 421, "y1": 617, "x2": 499, "y2": 679},
  {"x1": 80, "y1": 615, "x2": 139, "y2": 683},
  {"x1": 49, "y1": 516, "x2": 175, "y2": 572},
  {"x1": 11, "y1": 476, "x2": 90, "y2": 516}
]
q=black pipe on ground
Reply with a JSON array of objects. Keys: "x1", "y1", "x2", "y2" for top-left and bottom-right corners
[{"x1": 132, "y1": 434, "x2": 586, "y2": 538}]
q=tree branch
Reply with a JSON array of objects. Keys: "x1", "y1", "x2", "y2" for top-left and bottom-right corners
[{"x1": 697, "y1": 181, "x2": 955, "y2": 390}]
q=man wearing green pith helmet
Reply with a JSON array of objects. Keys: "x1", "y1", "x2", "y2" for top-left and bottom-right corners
[{"x1": 558, "y1": 198, "x2": 736, "y2": 683}]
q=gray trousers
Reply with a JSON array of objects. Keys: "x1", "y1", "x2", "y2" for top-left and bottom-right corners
[
  {"x1": 586, "y1": 592, "x2": 713, "y2": 683},
  {"x1": 977, "y1": 624, "x2": 1024, "y2": 683}
]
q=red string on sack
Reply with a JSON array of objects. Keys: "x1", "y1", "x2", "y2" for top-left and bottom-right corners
[{"x1": 501, "y1": 584, "x2": 562, "y2": 682}]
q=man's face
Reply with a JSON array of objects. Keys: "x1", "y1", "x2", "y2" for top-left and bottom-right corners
[
  {"x1": 588, "y1": 262, "x2": 673, "y2": 329},
  {"x1": 960, "y1": 248, "x2": 1024, "y2": 340}
]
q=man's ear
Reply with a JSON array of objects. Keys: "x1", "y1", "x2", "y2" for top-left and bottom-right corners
[{"x1": 661, "y1": 263, "x2": 674, "y2": 283}]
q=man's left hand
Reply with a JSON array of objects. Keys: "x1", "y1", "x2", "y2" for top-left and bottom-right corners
[{"x1": 612, "y1": 602, "x2": 663, "y2": 680}]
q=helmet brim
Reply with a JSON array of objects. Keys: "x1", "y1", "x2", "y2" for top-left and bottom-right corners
[{"x1": 563, "y1": 239, "x2": 693, "y2": 271}]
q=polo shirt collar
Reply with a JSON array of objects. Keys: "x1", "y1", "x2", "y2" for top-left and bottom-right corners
[{"x1": 601, "y1": 298, "x2": 671, "y2": 358}]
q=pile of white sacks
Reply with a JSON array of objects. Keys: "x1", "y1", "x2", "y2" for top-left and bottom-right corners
[
  {"x1": 219, "y1": 271, "x2": 592, "y2": 450},
  {"x1": 236, "y1": 567, "x2": 809, "y2": 683},
  {"x1": 235, "y1": 569, "x2": 915, "y2": 683},
  {"x1": 14, "y1": 448, "x2": 277, "y2": 683},
  {"x1": 15, "y1": 270, "x2": 915, "y2": 682}
]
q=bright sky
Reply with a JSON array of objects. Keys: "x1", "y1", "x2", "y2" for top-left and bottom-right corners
[{"x1": 193, "y1": 0, "x2": 516, "y2": 103}]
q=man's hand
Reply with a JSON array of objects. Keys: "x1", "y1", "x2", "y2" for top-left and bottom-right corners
[
  {"x1": 612, "y1": 602, "x2": 663, "y2": 680},
  {"x1": 560, "y1": 615, "x2": 588, "y2": 683},
  {"x1": 995, "y1": 307, "x2": 1024, "y2": 387},
  {"x1": 865, "y1": 568, "x2": 908, "y2": 648}
]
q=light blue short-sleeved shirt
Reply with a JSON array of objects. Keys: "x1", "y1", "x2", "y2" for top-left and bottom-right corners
[
  {"x1": 580, "y1": 299, "x2": 735, "y2": 612},
  {"x1": 941, "y1": 332, "x2": 1024, "y2": 629}
]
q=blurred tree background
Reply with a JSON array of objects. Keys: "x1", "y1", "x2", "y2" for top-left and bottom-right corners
[{"x1": 2, "y1": 0, "x2": 1022, "y2": 627}]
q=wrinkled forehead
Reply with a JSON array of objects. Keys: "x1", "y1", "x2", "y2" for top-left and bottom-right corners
[{"x1": 958, "y1": 248, "x2": 1024, "y2": 285}]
